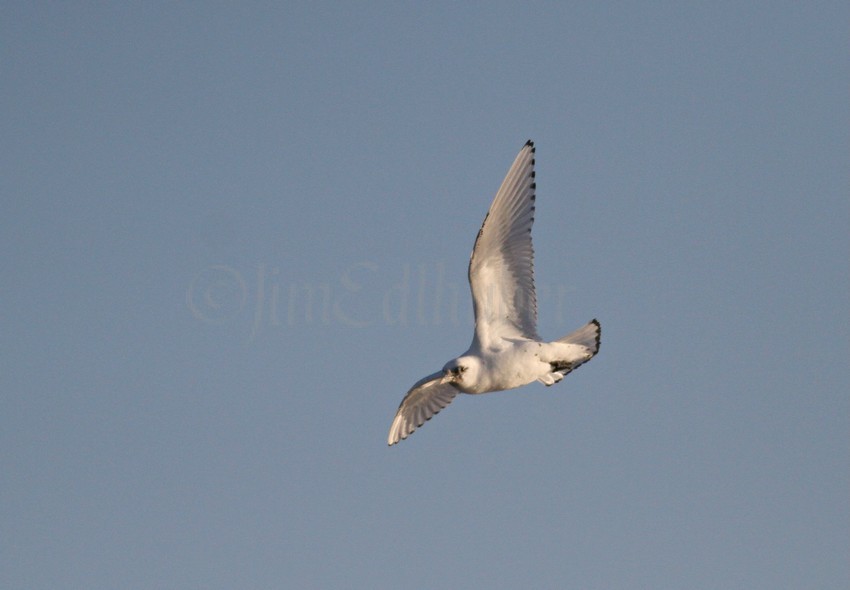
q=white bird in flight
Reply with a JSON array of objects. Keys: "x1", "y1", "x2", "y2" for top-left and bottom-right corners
[{"x1": 387, "y1": 140, "x2": 600, "y2": 445}]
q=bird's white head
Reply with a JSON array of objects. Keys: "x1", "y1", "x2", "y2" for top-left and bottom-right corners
[{"x1": 442, "y1": 356, "x2": 481, "y2": 393}]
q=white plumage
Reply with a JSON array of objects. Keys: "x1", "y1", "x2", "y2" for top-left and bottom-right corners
[{"x1": 388, "y1": 141, "x2": 600, "y2": 445}]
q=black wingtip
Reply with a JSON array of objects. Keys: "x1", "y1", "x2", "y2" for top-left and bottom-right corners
[{"x1": 524, "y1": 139, "x2": 534, "y2": 148}]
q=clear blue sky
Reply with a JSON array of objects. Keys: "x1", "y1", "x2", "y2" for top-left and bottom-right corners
[{"x1": 2, "y1": 2, "x2": 847, "y2": 588}]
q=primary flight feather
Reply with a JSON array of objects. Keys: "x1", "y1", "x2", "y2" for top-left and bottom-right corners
[{"x1": 388, "y1": 141, "x2": 600, "y2": 445}]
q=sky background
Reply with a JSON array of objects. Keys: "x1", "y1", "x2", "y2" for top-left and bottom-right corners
[{"x1": 2, "y1": 2, "x2": 848, "y2": 589}]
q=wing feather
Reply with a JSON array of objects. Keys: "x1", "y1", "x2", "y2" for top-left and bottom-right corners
[
  {"x1": 387, "y1": 371, "x2": 459, "y2": 445},
  {"x1": 468, "y1": 140, "x2": 538, "y2": 347}
]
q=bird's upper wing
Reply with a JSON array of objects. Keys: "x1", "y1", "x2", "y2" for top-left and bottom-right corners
[
  {"x1": 468, "y1": 140, "x2": 538, "y2": 348},
  {"x1": 388, "y1": 371, "x2": 459, "y2": 445}
]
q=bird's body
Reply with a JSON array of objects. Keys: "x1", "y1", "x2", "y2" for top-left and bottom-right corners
[{"x1": 387, "y1": 141, "x2": 600, "y2": 445}]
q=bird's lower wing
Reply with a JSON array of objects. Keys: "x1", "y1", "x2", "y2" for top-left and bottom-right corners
[{"x1": 388, "y1": 371, "x2": 459, "y2": 445}]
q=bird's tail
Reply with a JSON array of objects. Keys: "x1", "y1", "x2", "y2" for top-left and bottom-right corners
[{"x1": 557, "y1": 319, "x2": 601, "y2": 355}]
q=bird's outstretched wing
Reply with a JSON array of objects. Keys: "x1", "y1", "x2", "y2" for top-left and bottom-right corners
[
  {"x1": 468, "y1": 140, "x2": 538, "y2": 348},
  {"x1": 388, "y1": 371, "x2": 459, "y2": 445}
]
